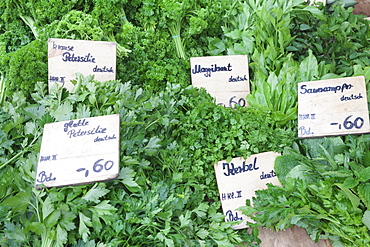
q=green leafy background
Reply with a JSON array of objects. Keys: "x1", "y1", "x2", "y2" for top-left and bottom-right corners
[{"x1": 1, "y1": 0, "x2": 370, "y2": 246}]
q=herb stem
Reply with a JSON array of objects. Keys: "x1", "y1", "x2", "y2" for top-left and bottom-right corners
[
  {"x1": 169, "y1": 21, "x2": 185, "y2": 59},
  {"x1": 0, "y1": 76, "x2": 5, "y2": 106},
  {"x1": 0, "y1": 131, "x2": 42, "y2": 170}
]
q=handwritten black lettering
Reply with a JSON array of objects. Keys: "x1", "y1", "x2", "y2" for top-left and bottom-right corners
[
  {"x1": 192, "y1": 63, "x2": 232, "y2": 77},
  {"x1": 67, "y1": 125, "x2": 106, "y2": 138},
  {"x1": 223, "y1": 157, "x2": 259, "y2": 176},
  {"x1": 221, "y1": 190, "x2": 242, "y2": 201},
  {"x1": 260, "y1": 170, "x2": 277, "y2": 180},
  {"x1": 76, "y1": 168, "x2": 89, "y2": 177},
  {"x1": 227, "y1": 192, "x2": 235, "y2": 200},
  {"x1": 52, "y1": 42, "x2": 74, "y2": 51},
  {"x1": 40, "y1": 154, "x2": 58, "y2": 162},
  {"x1": 236, "y1": 190, "x2": 242, "y2": 198},
  {"x1": 225, "y1": 210, "x2": 243, "y2": 222},
  {"x1": 221, "y1": 193, "x2": 227, "y2": 201},
  {"x1": 93, "y1": 65, "x2": 114, "y2": 73},
  {"x1": 299, "y1": 126, "x2": 314, "y2": 136},
  {"x1": 340, "y1": 93, "x2": 363, "y2": 101},
  {"x1": 40, "y1": 156, "x2": 51, "y2": 162},
  {"x1": 49, "y1": 76, "x2": 66, "y2": 83},
  {"x1": 64, "y1": 119, "x2": 89, "y2": 132},
  {"x1": 300, "y1": 83, "x2": 353, "y2": 94},
  {"x1": 62, "y1": 52, "x2": 96, "y2": 63},
  {"x1": 299, "y1": 113, "x2": 316, "y2": 120},
  {"x1": 36, "y1": 171, "x2": 56, "y2": 183},
  {"x1": 94, "y1": 134, "x2": 117, "y2": 142},
  {"x1": 229, "y1": 75, "x2": 248, "y2": 82}
]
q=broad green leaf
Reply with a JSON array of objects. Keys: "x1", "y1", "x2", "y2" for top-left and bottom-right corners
[
  {"x1": 335, "y1": 183, "x2": 361, "y2": 209},
  {"x1": 267, "y1": 72, "x2": 279, "y2": 95},
  {"x1": 274, "y1": 154, "x2": 300, "y2": 185},
  {"x1": 300, "y1": 24, "x2": 311, "y2": 31},
  {"x1": 358, "y1": 167, "x2": 370, "y2": 182},
  {"x1": 207, "y1": 37, "x2": 226, "y2": 55},
  {"x1": 143, "y1": 136, "x2": 161, "y2": 156},
  {"x1": 364, "y1": 67, "x2": 370, "y2": 82},
  {"x1": 299, "y1": 50, "x2": 318, "y2": 82},
  {"x1": 25, "y1": 222, "x2": 46, "y2": 235},
  {"x1": 59, "y1": 210, "x2": 76, "y2": 231},
  {"x1": 3, "y1": 222, "x2": 28, "y2": 242},
  {"x1": 342, "y1": 177, "x2": 358, "y2": 189},
  {"x1": 118, "y1": 167, "x2": 139, "y2": 188},
  {"x1": 79, "y1": 212, "x2": 92, "y2": 242},
  {"x1": 23, "y1": 105, "x2": 46, "y2": 120},
  {"x1": 156, "y1": 232, "x2": 165, "y2": 241},
  {"x1": 81, "y1": 183, "x2": 109, "y2": 203},
  {"x1": 0, "y1": 129, "x2": 14, "y2": 153},
  {"x1": 52, "y1": 101, "x2": 73, "y2": 121},
  {"x1": 363, "y1": 150, "x2": 370, "y2": 167},
  {"x1": 121, "y1": 156, "x2": 141, "y2": 166},
  {"x1": 196, "y1": 228, "x2": 209, "y2": 239},
  {"x1": 241, "y1": 34, "x2": 254, "y2": 53},
  {"x1": 232, "y1": 43, "x2": 248, "y2": 55},
  {"x1": 164, "y1": 238, "x2": 175, "y2": 247},
  {"x1": 2, "y1": 190, "x2": 31, "y2": 214},
  {"x1": 42, "y1": 196, "x2": 54, "y2": 221},
  {"x1": 285, "y1": 165, "x2": 309, "y2": 181},
  {"x1": 362, "y1": 210, "x2": 370, "y2": 230},
  {"x1": 214, "y1": 238, "x2": 233, "y2": 247},
  {"x1": 358, "y1": 183, "x2": 370, "y2": 208},
  {"x1": 321, "y1": 170, "x2": 352, "y2": 178},
  {"x1": 91, "y1": 200, "x2": 117, "y2": 216},
  {"x1": 192, "y1": 203, "x2": 209, "y2": 218},
  {"x1": 76, "y1": 104, "x2": 91, "y2": 118},
  {"x1": 55, "y1": 225, "x2": 68, "y2": 247},
  {"x1": 45, "y1": 210, "x2": 61, "y2": 227},
  {"x1": 225, "y1": 29, "x2": 242, "y2": 40},
  {"x1": 303, "y1": 6, "x2": 326, "y2": 20},
  {"x1": 179, "y1": 211, "x2": 192, "y2": 229}
]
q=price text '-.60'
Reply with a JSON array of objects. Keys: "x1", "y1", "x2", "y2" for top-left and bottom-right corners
[
  {"x1": 330, "y1": 115, "x2": 364, "y2": 130},
  {"x1": 77, "y1": 159, "x2": 114, "y2": 177},
  {"x1": 217, "y1": 96, "x2": 246, "y2": 108}
]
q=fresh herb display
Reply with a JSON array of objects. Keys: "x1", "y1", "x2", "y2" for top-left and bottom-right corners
[
  {"x1": 1, "y1": 0, "x2": 370, "y2": 246},
  {"x1": 240, "y1": 136, "x2": 370, "y2": 246},
  {"x1": 1, "y1": 75, "x2": 280, "y2": 246}
]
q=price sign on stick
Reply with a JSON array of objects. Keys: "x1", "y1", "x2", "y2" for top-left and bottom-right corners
[
  {"x1": 214, "y1": 152, "x2": 281, "y2": 230},
  {"x1": 35, "y1": 114, "x2": 120, "y2": 189},
  {"x1": 48, "y1": 38, "x2": 116, "y2": 92},
  {"x1": 190, "y1": 55, "x2": 250, "y2": 107},
  {"x1": 298, "y1": 76, "x2": 370, "y2": 138}
]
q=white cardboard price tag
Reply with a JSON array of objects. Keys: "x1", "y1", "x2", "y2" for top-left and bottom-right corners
[
  {"x1": 214, "y1": 152, "x2": 281, "y2": 230},
  {"x1": 190, "y1": 55, "x2": 250, "y2": 107},
  {"x1": 35, "y1": 114, "x2": 120, "y2": 189},
  {"x1": 48, "y1": 38, "x2": 116, "y2": 92},
  {"x1": 298, "y1": 76, "x2": 370, "y2": 138}
]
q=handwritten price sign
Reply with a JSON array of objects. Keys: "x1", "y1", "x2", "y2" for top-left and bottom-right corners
[
  {"x1": 298, "y1": 76, "x2": 370, "y2": 138},
  {"x1": 190, "y1": 55, "x2": 250, "y2": 107},
  {"x1": 214, "y1": 152, "x2": 281, "y2": 230},
  {"x1": 48, "y1": 38, "x2": 116, "y2": 92},
  {"x1": 35, "y1": 114, "x2": 120, "y2": 189},
  {"x1": 215, "y1": 94, "x2": 247, "y2": 108}
]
